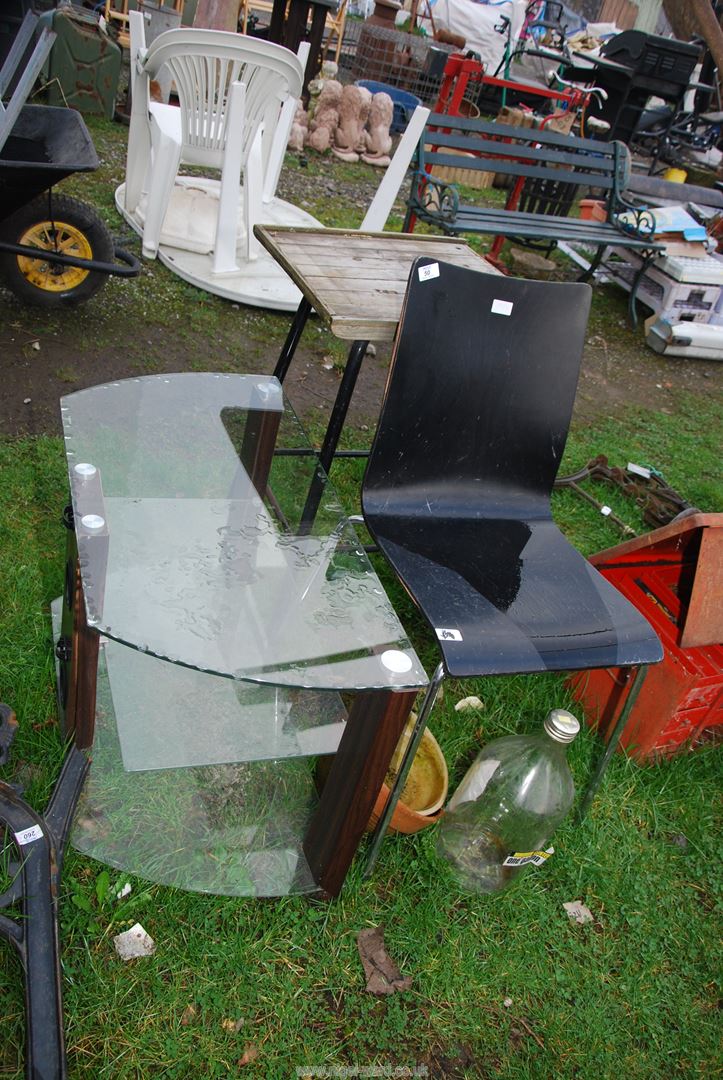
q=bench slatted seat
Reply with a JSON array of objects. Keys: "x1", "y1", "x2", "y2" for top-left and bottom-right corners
[{"x1": 404, "y1": 113, "x2": 663, "y2": 279}]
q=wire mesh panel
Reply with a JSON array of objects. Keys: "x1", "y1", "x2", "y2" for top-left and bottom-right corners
[{"x1": 344, "y1": 22, "x2": 455, "y2": 103}]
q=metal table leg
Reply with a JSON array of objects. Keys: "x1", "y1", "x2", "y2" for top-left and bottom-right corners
[
  {"x1": 299, "y1": 336, "x2": 369, "y2": 530},
  {"x1": 273, "y1": 296, "x2": 312, "y2": 384}
]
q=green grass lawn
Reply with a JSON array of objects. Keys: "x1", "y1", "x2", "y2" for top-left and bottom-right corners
[
  {"x1": 1, "y1": 403, "x2": 720, "y2": 1079},
  {"x1": 0, "y1": 117, "x2": 722, "y2": 1079}
]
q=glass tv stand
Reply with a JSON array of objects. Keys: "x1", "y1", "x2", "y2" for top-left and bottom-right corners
[{"x1": 56, "y1": 373, "x2": 426, "y2": 897}]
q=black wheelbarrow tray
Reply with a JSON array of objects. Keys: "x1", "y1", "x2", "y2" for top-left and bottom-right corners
[{"x1": 0, "y1": 104, "x2": 140, "y2": 307}]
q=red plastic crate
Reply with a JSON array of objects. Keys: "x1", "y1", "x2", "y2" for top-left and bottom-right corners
[{"x1": 569, "y1": 513, "x2": 723, "y2": 760}]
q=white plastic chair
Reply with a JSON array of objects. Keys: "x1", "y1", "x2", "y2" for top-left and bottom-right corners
[{"x1": 124, "y1": 13, "x2": 303, "y2": 271}]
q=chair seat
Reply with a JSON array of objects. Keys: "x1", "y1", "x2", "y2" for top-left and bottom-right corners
[
  {"x1": 368, "y1": 514, "x2": 664, "y2": 677},
  {"x1": 420, "y1": 203, "x2": 662, "y2": 250}
]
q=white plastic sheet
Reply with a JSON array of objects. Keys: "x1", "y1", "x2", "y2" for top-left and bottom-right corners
[{"x1": 422, "y1": 0, "x2": 527, "y2": 75}]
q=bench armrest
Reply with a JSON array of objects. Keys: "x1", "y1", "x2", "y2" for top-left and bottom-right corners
[
  {"x1": 408, "y1": 168, "x2": 460, "y2": 223},
  {"x1": 611, "y1": 203, "x2": 658, "y2": 243},
  {"x1": 612, "y1": 187, "x2": 646, "y2": 214}
]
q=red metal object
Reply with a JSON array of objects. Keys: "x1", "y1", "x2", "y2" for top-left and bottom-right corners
[
  {"x1": 569, "y1": 513, "x2": 723, "y2": 760},
  {"x1": 432, "y1": 53, "x2": 587, "y2": 119},
  {"x1": 433, "y1": 53, "x2": 486, "y2": 117}
]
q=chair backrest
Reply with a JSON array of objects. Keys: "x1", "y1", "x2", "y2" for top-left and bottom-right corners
[
  {"x1": 139, "y1": 27, "x2": 303, "y2": 170},
  {"x1": 363, "y1": 260, "x2": 592, "y2": 521},
  {"x1": 419, "y1": 113, "x2": 623, "y2": 206}
]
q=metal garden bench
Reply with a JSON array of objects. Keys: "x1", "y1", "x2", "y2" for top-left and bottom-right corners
[{"x1": 404, "y1": 112, "x2": 663, "y2": 283}]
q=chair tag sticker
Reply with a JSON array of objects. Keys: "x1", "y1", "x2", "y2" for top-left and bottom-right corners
[
  {"x1": 491, "y1": 298, "x2": 513, "y2": 316},
  {"x1": 418, "y1": 263, "x2": 440, "y2": 282},
  {"x1": 14, "y1": 824, "x2": 44, "y2": 846},
  {"x1": 435, "y1": 627, "x2": 463, "y2": 641}
]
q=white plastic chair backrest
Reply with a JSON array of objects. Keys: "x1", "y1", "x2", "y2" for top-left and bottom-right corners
[{"x1": 138, "y1": 29, "x2": 303, "y2": 178}]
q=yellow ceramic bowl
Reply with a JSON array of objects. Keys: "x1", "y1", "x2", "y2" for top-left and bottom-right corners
[{"x1": 367, "y1": 720, "x2": 449, "y2": 834}]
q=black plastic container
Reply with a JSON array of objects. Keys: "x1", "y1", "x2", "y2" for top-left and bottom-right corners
[{"x1": 0, "y1": 104, "x2": 98, "y2": 219}]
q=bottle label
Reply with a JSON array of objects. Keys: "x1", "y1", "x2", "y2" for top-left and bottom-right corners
[{"x1": 502, "y1": 846, "x2": 554, "y2": 868}]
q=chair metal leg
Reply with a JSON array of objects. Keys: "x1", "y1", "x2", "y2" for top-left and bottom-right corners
[
  {"x1": 577, "y1": 664, "x2": 649, "y2": 821},
  {"x1": 577, "y1": 243, "x2": 604, "y2": 283},
  {"x1": 628, "y1": 251, "x2": 656, "y2": 330},
  {"x1": 364, "y1": 663, "x2": 445, "y2": 877}
]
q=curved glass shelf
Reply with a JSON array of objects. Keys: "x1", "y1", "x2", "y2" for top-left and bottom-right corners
[
  {"x1": 61, "y1": 374, "x2": 426, "y2": 693},
  {"x1": 53, "y1": 599, "x2": 336, "y2": 896}
]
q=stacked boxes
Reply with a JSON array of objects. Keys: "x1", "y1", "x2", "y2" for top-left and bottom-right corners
[{"x1": 604, "y1": 249, "x2": 721, "y2": 324}]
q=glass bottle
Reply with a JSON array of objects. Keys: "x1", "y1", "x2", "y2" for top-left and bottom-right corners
[{"x1": 436, "y1": 709, "x2": 580, "y2": 893}]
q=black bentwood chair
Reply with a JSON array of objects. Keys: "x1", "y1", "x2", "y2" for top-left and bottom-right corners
[{"x1": 363, "y1": 259, "x2": 663, "y2": 869}]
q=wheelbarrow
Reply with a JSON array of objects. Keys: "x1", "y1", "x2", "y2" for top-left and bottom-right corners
[{"x1": 0, "y1": 103, "x2": 140, "y2": 307}]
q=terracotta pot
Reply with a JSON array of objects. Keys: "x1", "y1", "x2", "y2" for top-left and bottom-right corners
[{"x1": 367, "y1": 782, "x2": 443, "y2": 834}]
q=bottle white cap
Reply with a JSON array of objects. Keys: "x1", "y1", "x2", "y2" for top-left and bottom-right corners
[{"x1": 544, "y1": 709, "x2": 580, "y2": 744}]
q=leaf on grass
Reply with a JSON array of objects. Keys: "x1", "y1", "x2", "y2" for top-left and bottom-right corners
[
  {"x1": 238, "y1": 1044, "x2": 259, "y2": 1066},
  {"x1": 95, "y1": 870, "x2": 110, "y2": 905},
  {"x1": 71, "y1": 892, "x2": 93, "y2": 913},
  {"x1": 563, "y1": 900, "x2": 594, "y2": 925},
  {"x1": 357, "y1": 926, "x2": 412, "y2": 996},
  {"x1": 180, "y1": 1004, "x2": 198, "y2": 1026}
]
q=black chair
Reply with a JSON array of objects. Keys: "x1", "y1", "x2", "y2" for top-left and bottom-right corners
[{"x1": 362, "y1": 260, "x2": 663, "y2": 868}]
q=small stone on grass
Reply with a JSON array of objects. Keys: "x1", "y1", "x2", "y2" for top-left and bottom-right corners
[
  {"x1": 113, "y1": 922, "x2": 155, "y2": 960},
  {"x1": 455, "y1": 696, "x2": 484, "y2": 712},
  {"x1": 563, "y1": 900, "x2": 594, "y2": 925}
]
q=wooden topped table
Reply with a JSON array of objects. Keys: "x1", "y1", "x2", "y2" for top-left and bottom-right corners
[
  {"x1": 254, "y1": 226, "x2": 501, "y2": 521},
  {"x1": 256, "y1": 225, "x2": 499, "y2": 342}
]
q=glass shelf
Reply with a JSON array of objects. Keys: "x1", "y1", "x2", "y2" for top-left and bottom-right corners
[
  {"x1": 61, "y1": 374, "x2": 426, "y2": 693},
  {"x1": 53, "y1": 600, "x2": 329, "y2": 896}
]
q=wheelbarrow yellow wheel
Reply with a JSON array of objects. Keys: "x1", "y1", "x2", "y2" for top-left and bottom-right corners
[{"x1": 0, "y1": 194, "x2": 114, "y2": 308}]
